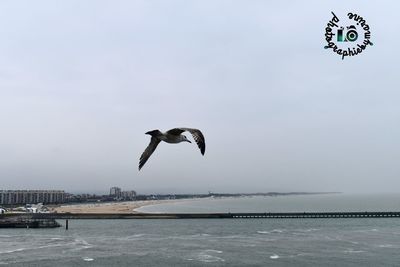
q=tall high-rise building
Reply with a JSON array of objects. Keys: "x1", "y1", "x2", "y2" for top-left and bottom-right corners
[{"x1": 109, "y1": 187, "x2": 122, "y2": 197}]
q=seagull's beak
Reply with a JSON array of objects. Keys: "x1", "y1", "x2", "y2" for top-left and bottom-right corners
[{"x1": 187, "y1": 140, "x2": 192, "y2": 143}]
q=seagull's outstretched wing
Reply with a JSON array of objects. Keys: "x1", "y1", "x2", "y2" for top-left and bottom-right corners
[
  {"x1": 168, "y1": 127, "x2": 206, "y2": 155},
  {"x1": 139, "y1": 137, "x2": 161, "y2": 170},
  {"x1": 166, "y1": 128, "x2": 186, "y2": 135}
]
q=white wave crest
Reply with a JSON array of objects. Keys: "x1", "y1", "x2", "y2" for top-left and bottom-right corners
[{"x1": 270, "y1": 254, "x2": 280, "y2": 259}]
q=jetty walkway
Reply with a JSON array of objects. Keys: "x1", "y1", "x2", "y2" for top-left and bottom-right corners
[
  {"x1": 4, "y1": 212, "x2": 400, "y2": 228},
  {"x1": 27, "y1": 211, "x2": 400, "y2": 219}
]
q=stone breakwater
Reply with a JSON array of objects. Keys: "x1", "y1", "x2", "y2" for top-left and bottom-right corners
[
  {"x1": 0, "y1": 214, "x2": 60, "y2": 228},
  {"x1": 9, "y1": 211, "x2": 400, "y2": 220}
]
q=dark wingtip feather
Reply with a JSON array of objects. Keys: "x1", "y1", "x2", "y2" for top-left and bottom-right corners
[{"x1": 145, "y1": 130, "x2": 161, "y2": 136}]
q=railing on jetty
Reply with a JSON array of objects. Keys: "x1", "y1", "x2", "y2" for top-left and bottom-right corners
[
  {"x1": 22, "y1": 211, "x2": 400, "y2": 220},
  {"x1": 228, "y1": 212, "x2": 400, "y2": 219}
]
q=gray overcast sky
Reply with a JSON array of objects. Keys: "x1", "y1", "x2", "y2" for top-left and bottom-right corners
[{"x1": 0, "y1": 1, "x2": 399, "y2": 194}]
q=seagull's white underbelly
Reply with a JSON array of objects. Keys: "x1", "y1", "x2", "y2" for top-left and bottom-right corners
[
  {"x1": 164, "y1": 139, "x2": 181, "y2": 144},
  {"x1": 159, "y1": 135, "x2": 181, "y2": 144}
]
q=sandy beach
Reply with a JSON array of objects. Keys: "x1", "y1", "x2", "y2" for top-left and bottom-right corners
[{"x1": 50, "y1": 200, "x2": 177, "y2": 214}]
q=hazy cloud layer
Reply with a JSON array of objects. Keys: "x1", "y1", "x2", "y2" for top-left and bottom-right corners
[{"x1": 0, "y1": 1, "x2": 399, "y2": 194}]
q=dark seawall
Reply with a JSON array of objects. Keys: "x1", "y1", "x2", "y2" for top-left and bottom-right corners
[
  {"x1": 2, "y1": 211, "x2": 400, "y2": 220},
  {"x1": 0, "y1": 214, "x2": 60, "y2": 228}
]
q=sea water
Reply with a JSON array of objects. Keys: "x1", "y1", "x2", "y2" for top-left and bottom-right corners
[{"x1": 2, "y1": 194, "x2": 400, "y2": 266}]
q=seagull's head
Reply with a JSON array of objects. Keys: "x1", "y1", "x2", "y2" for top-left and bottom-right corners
[{"x1": 182, "y1": 135, "x2": 192, "y2": 143}]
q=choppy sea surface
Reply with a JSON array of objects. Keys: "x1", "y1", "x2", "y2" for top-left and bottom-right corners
[{"x1": 2, "y1": 193, "x2": 400, "y2": 266}]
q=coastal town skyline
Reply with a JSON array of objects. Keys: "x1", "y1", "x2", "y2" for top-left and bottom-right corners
[{"x1": 0, "y1": 187, "x2": 337, "y2": 206}]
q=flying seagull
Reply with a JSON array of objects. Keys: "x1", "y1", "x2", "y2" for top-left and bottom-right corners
[{"x1": 139, "y1": 127, "x2": 206, "y2": 170}]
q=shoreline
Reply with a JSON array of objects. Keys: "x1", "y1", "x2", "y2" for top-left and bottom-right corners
[
  {"x1": 50, "y1": 198, "x2": 200, "y2": 214},
  {"x1": 50, "y1": 196, "x2": 256, "y2": 214},
  {"x1": 48, "y1": 193, "x2": 343, "y2": 214},
  {"x1": 50, "y1": 196, "x2": 241, "y2": 214}
]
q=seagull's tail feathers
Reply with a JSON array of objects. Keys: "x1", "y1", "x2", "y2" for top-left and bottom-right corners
[{"x1": 145, "y1": 130, "x2": 162, "y2": 137}]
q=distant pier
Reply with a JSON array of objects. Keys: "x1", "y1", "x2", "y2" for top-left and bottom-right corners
[
  {"x1": 3, "y1": 212, "x2": 400, "y2": 223},
  {"x1": 20, "y1": 211, "x2": 400, "y2": 220}
]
